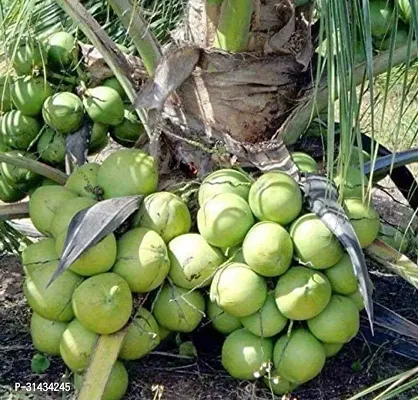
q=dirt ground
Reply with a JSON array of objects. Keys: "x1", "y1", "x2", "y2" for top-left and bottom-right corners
[{"x1": 1, "y1": 182, "x2": 418, "y2": 400}]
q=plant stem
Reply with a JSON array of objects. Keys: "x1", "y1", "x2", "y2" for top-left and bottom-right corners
[
  {"x1": 0, "y1": 202, "x2": 29, "y2": 221},
  {"x1": 205, "y1": 0, "x2": 224, "y2": 47},
  {"x1": 213, "y1": 0, "x2": 253, "y2": 52},
  {"x1": 0, "y1": 153, "x2": 67, "y2": 184},
  {"x1": 108, "y1": 0, "x2": 161, "y2": 78}
]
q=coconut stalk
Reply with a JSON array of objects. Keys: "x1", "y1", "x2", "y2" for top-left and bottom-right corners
[{"x1": 0, "y1": 202, "x2": 29, "y2": 220}]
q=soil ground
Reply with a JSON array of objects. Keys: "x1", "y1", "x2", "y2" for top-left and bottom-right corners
[{"x1": 1, "y1": 178, "x2": 418, "y2": 400}]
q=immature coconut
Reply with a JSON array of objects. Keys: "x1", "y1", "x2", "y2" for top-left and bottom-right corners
[
  {"x1": 37, "y1": 128, "x2": 66, "y2": 165},
  {"x1": 42, "y1": 92, "x2": 84, "y2": 134},
  {"x1": 376, "y1": 28, "x2": 409, "y2": 51},
  {"x1": 323, "y1": 342, "x2": 343, "y2": 358},
  {"x1": 344, "y1": 197, "x2": 380, "y2": 248},
  {"x1": 22, "y1": 238, "x2": 58, "y2": 275},
  {"x1": 64, "y1": 163, "x2": 101, "y2": 199},
  {"x1": 348, "y1": 289, "x2": 365, "y2": 311},
  {"x1": 119, "y1": 308, "x2": 160, "y2": 360},
  {"x1": 72, "y1": 273, "x2": 132, "y2": 335},
  {"x1": 11, "y1": 76, "x2": 52, "y2": 116},
  {"x1": 74, "y1": 361, "x2": 128, "y2": 400},
  {"x1": 240, "y1": 291, "x2": 288, "y2": 337},
  {"x1": 56, "y1": 232, "x2": 117, "y2": 276},
  {"x1": 96, "y1": 149, "x2": 158, "y2": 199},
  {"x1": 29, "y1": 185, "x2": 78, "y2": 236},
  {"x1": 88, "y1": 123, "x2": 109, "y2": 155},
  {"x1": 103, "y1": 77, "x2": 127, "y2": 99},
  {"x1": 153, "y1": 283, "x2": 205, "y2": 332},
  {"x1": 0, "y1": 76, "x2": 13, "y2": 112},
  {"x1": 168, "y1": 233, "x2": 225, "y2": 289},
  {"x1": 50, "y1": 196, "x2": 97, "y2": 238},
  {"x1": 8, "y1": 37, "x2": 46, "y2": 75},
  {"x1": 263, "y1": 372, "x2": 299, "y2": 396},
  {"x1": 133, "y1": 192, "x2": 192, "y2": 243},
  {"x1": 291, "y1": 152, "x2": 318, "y2": 173},
  {"x1": 0, "y1": 110, "x2": 41, "y2": 150},
  {"x1": 23, "y1": 261, "x2": 83, "y2": 322},
  {"x1": 222, "y1": 328, "x2": 273, "y2": 380},
  {"x1": 158, "y1": 326, "x2": 171, "y2": 341},
  {"x1": 113, "y1": 228, "x2": 170, "y2": 293},
  {"x1": 274, "y1": 329, "x2": 325, "y2": 384},
  {"x1": 207, "y1": 300, "x2": 243, "y2": 335},
  {"x1": 334, "y1": 166, "x2": 368, "y2": 198},
  {"x1": 324, "y1": 254, "x2": 358, "y2": 295},
  {"x1": 30, "y1": 312, "x2": 68, "y2": 356},
  {"x1": 83, "y1": 86, "x2": 124, "y2": 126},
  {"x1": 210, "y1": 263, "x2": 267, "y2": 317},
  {"x1": 369, "y1": 0, "x2": 394, "y2": 38},
  {"x1": 47, "y1": 31, "x2": 78, "y2": 70},
  {"x1": 243, "y1": 221, "x2": 293, "y2": 277},
  {"x1": 198, "y1": 169, "x2": 252, "y2": 206},
  {"x1": 110, "y1": 106, "x2": 145, "y2": 147},
  {"x1": 307, "y1": 294, "x2": 360, "y2": 344},
  {"x1": 249, "y1": 171, "x2": 302, "y2": 225},
  {"x1": 290, "y1": 213, "x2": 343, "y2": 269},
  {"x1": 275, "y1": 266, "x2": 332, "y2": 320},
  {"x1": 60, "y1": 319, "x2": 98, "y2": 372},
  {"x1": 378, "y1": 223, "x2": 413, "y2": 253},
  {"x1": 0, "y1": 174, "x2": 26, "y2": 203},
  {"x1": 197, "y1": 193, "x2": 254, "y2": 248}
]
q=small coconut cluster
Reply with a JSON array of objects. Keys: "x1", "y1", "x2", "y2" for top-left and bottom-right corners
[
  {"x1": 21, "y1": 146, "x2": 383, "y2": 398},
  {"x1": 0, "y1": 33, "x2": 143, "y2": 204}
]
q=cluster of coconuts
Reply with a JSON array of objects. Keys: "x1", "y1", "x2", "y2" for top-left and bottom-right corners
[
  {"x1": 0, "y1": 33, "x2": 144, "y2": 204},
  {"x1": 21, "y1": 144, "x2": 382, "y2": 398}
]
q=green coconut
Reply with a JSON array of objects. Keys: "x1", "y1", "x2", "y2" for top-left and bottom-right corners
[
  {"x1": 370, "y1": 0, "x2": 394, "y2": 38},
  {"x1": 158, "y1": 326, "x2": 171, "y2": 340},
  {"x1": 113, "y1": 228, "x2": 170, "y2": 293},
  {"x1": 210, "y1": 262, "x2": 268, "y2": 317},
  {"x1": 22, "y1": 238, "x2": 59, "y2": 275},
  {"x1": 42, "y1": 92, "x2": 84, "y2": 135},
  {"x1": 37, "y1": 128, "x2": 66, "y2": 165},
  {"x1": 0, "y1": 174, "x2": 26, "y2": 203},
  {"x1": 103, "y1": 77, "x2": 127, "y2": 99},
  {"x1": 240, "y1": 291, "x2": 288, "y2": 338},
  {"x1": 0, "y1": 150, "x2": 40, "y2": 190},
  {"x1": 133, "y1": 192, "x2": 192, "y2": 243},
  {"x1": 290, "y1": 213, "x2": 344, "y2": 269},
  {"x1": 119, "y1": 308, "x2": 160, "y2": 360},
  {"x1": 291, "y1": 152, "x2": 318, "y2": 173},
  {"x1": 56, "y1": 231, "x2": 116, "y2": 276},
  {"x1": 72, "y1": 273, "x2": 132, "y2": 334},
  {"x1": 222, "y1": 328, "x2": 273, "y2": 380},
  {"x1": 307, "y1": 294, "x2": 360, "y2": 344},
  {"x1": 47, "y1": 31, "x2": 78, "y2": 71},
  {"x1": 323, "y1": 342, "x2": 343, "y2": 358},
  {"x1": 97, "y1": 149, "x2": 158, "y2": 199},
  {"x1": 74, "y1": 361, "x2": 128, "y2": 400},
  {"x1": 273, "y1": 328, "x2": 326, "y2": 384},
  {"x1": 29, "y1": 185, "x2": 78, "y2": 236},
  {"x1": 377, "y1": 222, "x2": 413, "y2": 253},
  {"x1": 23, "y1": 261, "x2": 83, "y2": 321},
  {"x1": 353, "y1": 41, "x2": 366, "y2": 64},
  {"x1": 153, "y1": 283, "x2": 205, "y2": 332},
  {"x1": 83, "y1": 86, "x2": 124, "y2": 126},
  {"x1": 248, "y1": 171, "x2": 302, "y2": 226},
  {"x1": 376, "y1": 28, "x2": 409, "y2": 51},
  {"x1": 263, "y1": 372, "x2": 299, "y2": 396},
  {"x1": 88, "y1": 123, "x2": 109, "y2": 155},
  {"x1": 223, "y1": 246, "x2": 246, "y2": 263},
  {"x1": 198, "y1": 169, "x2": 252, "y2": 206},
  {"x1": 324, "y1": 254, "x2": 358, "y2": 295},
  {"x1": 64, "y1": 163, "x2": 101, "y2": 199},
  {"x1": 0, "y1": 76, "x2": 13, "y2": 113},
  {"x1": 344, "y1": 197, "x2": 380, "y2": 248},
  {"x1": 242, "y1": 221, "x2": 293, "y2": 277},
  {"x1": 9, "y1": 37, "x2": 46, "y2": 75},
  {"x1": 334, "y1": 166, "x2": 368, "y2": 198},
  {"x1": 348, "y1": 289, "x2": 365, "y2": 311},
  {"x1": 50, "y1": 197, "x2": 97, "y2": 238},
  {"x1": 197, "y1": 193, "x2": 254, "y2": 248},
  {"x1": 60, "y1": 319, "x2": 98, "y2": 372},
  {"x1": 11, "y1": 76, "x2": 52, "y2": 116},
  {"x1": 30, "y1": 312, "x2": 68, "y2": 356},
  {"x1": 110, "y1": 106, "x2": 145, "y2": 147},
  {"x1": 0, "y1": 110, "x2": 41, "y2": 150},
  {"x1": 275, "y1": 266, "x2": 332, "y2": 320},
  {"x1": 207, "y1": 300, "x2": 243, "y2": 335},
  {"x1": 168, "y1": 233, "x2": 225, "y2": 289}
]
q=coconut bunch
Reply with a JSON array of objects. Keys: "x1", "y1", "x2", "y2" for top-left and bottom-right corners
[
  {"x1": 20, "y1": 145, "x2": 383, "y2": 398},
  {"x1": 0, "y1": 33, "x2": 144, "y2": 204}
]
